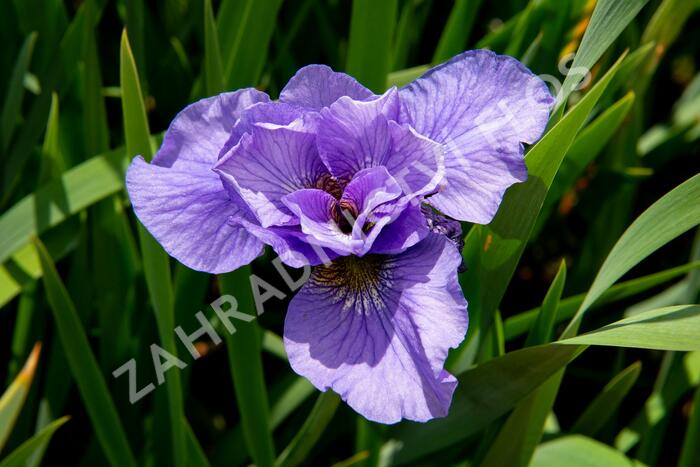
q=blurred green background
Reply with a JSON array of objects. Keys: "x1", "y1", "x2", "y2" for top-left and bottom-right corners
[{"x1": 1, "y1": 0, "x2": 700, "y2": 466}]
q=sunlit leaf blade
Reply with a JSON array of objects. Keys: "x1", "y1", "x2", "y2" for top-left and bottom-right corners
[
  {"x1": 557, "y1": 0, "x2": 649, "y2": 109},
  {"x1": 219, "y1": 269, "x2": 276, "y2": 467},
  {"x1": 37, "y1": 92, "x2": 63, "y2": 184},
  {"x1": 534, "y1": 92, "x2": 636, "y2": 237},
  {"x1": 532, "y1": 435, "x2": 644, "y2": 467},
  {"x1": 386, "y1": 65, "x2": 429, "y2": 88},
  {"x1": 391, "y1": 344, "x2": 584, "y2": 463},
  {"x1": 32, "y1": 237, "x2": 136, "y2": 467},
  {"x1": 563, "y1": 173, "x2": 700, "y2": 337},
  {"x1": 561, "y1": 305, "x2": 700, "y2": 351},
  {"x1": 276, "y1": 391, "x2": 341, "y2": 467},
  {"x1": 571, "y1": 362, "x2": 642, "y2": 436},
  {"x1": 0, "y1": 146, "x2": 126, "y2": 266},
  {"x1": 1, "y1": 31, "x2": 37, "y2": 154},
  {"x1": 0, "y1": 416, "x2": 69, "y2": 467},
  {"x1": 120, "y1": 28, "x2": 186, "y2": 467},
  {"x1": 504, "y1": 260, "x2": 700, "y2": 340},
  {"x1": 346, "y1": 0, "x2": 398, "y2": 92},
  {"x1": 0, "y1": 342, "x2": 41, "y2": 451}
]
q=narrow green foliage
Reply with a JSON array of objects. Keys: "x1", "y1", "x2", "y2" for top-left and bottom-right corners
[
  {"x1": 0, "y1": 416, "x2": 69, "y2": 467},
  {"x1": 1, "y1": 32, "x2": 37, "y2": 154},
  {"x1": 346, "y1": 0, "x2": 398, "y2": 92},
  {"x1": 33, "y1": 237, "x2": 136, "y2": 467},
  {"x1": 432, "y1": 0, "x2": 483, "y2": 64},
  {"x1": 276, "y1": 391, "x2": 341, "y2": 467},
  {"x1": 527, "y1": 259, "x2": 567, "y2": 346},
  {"x1": 571, "y1": 362, "x2": 642, "y2": 436}
]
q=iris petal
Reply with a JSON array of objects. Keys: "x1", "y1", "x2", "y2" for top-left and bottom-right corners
[
  {"x1": 400, "y1": 49, "x2": 554, "y2": 223},
  {"x1": 284, "y1": 234, "x2": 468, "y2": 423},
  {"x1": 125, "y1": 89, "x2": 268, "y2": 273},
  {"x1": 279, "y1": 64, "x2": 374, "y2": 110}
]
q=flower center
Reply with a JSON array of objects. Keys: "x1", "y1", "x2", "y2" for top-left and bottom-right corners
[
  {"x1": 313, "y1": 254, "x2": 390, "y2": 292},
  {"x1": 332, "y1": 200, "x2": 358, "y2": 234},
  {"x1": 315, "y1": 173, "x2": 343, "y2": 199}
]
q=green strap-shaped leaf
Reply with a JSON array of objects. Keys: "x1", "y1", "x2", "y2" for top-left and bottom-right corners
[
  {"x1": 571, "y1": 362, "x2": 642, "y2": 436},
  {"x1": 0, "y1": 343, "x2": 41, "y2": 451},
  {"x1": 346, "y1": 0, "x2": 398, "y2": 92},
  {"x1": 121, "y1": 29, "x2": 186, "y2": 467},
  {"x1": 563, "y1": 173, "x2": 700, "y2": 337},
  {"x1": 504, "y1": 260, "x2": 700, "y2": 341},
  {"x1": 527, "y1": 259, "x2": 567, "y2": 346},
  {"x1": 0, "y1": 416, "x2": 69, "y2": 467},
  {"x1": 203, "y1": 0, "x2": 225, "y2": 96},
  {"x1": 1, "y1": 32, "x2": 37, "y2": 154},
  {"x1": 532, "y1": 435, "x2": 644, "y2": 467},
  {"x1": 561, "y1": 305, "x2": 700, "y2": 351},
  {"x1": 432, "y1": 0, "x2": 483, "y2": 64},
  {"x1": 219, "y1": 269, "x2": 276, "y2": 467},
  {"x1": 276, "y1": 391, "x2": 341, "y2": 467},
  {"x1": 33, "y1": 237, "x2": 136, "y2": 467},
  {"x1": 678, "y1": 384, "x2": 700, "y2": 467},
  {"x1": 556, "y1": 0, "x2": 649, "y2": 110},
  {"x1": 390, "y1": 344, "x2": 584, "y2": 464}
]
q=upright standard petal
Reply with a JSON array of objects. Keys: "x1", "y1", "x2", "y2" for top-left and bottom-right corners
[
  {"x1": 284, "y1": 234, "x2": 468, "y2": 423},
  {"x1": 317, "y1": 89, "x2": 444, "y2": 196},
  {"x1": 214, "y1": 126, "x2": 331, "y2": 228},
  {"x1": 400, "y1": 49, "x2": 554, "y2": 223},
  {"x1": 279, "y1": 64, "x2": 374, "y2": 110},
  {"x1": 126, "y1": 89, "x2": 269, "y2": 273}
]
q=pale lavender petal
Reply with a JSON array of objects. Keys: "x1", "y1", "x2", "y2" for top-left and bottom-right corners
[
  {"x1": 316, "y1": 89, "x2": 399, "y2": 183},
  {"x1": 214, "y1": 126, "x2": 331, "y2": 227},
  {"x1": 234, "y1": 217, "x2": 339, "y2": 267},
  {"x1": 400, "y1": 49, "x2": 554, "y2": 223},
  {"x1": 284, "y1": 234, "x2": 468, "y2": 423},
  {"x1": 370, "y1": 201, "x2": 429, "y2": 254},
  {"x1": 280, "y1": 64, "x2": 374, "y2": 110},
  {"x1": 126, "y1": 90, "x2": 268, "y2": 273},
  {"x1": 219, "y1": 101, "x2": 306, "y2": 158},
  {"x1": 317, "y1": 90, "x2": 444, "y2": 197}
]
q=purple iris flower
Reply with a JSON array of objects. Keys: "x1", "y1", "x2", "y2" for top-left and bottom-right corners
[{"x1": 126, "y1": 50, "x2": 553, "y2": 424}]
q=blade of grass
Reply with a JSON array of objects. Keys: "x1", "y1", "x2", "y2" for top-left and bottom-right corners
[
  {"x1": 217, "y1": 0, "x2": 283, "y2": 89},
  {"x1": 203, "y1": 0, "x2": 224, "y2": 96},
  {"x1": 0, "y1": 416, "x2": 69, "y2": 467},
  {"x1": 121, "y1": 28, "x2": 185, "y2": 467},
  {"x1": 678, "y1": 384, "x2": 700, "y2": 467},
  {"x1": 527, "y1": 259, "x2": 567, "y2": 346},
  {"x1": 0, "y1": 343, "x2": 41, "y2": 451},
  {"x1": 33, "y1": 237, "x2": 136, "y2": 467},
  {"x1": 562, "y1": 173, "x2": 700, "y2": 337},
  {"x1": 480, "y1": 260, "x2": 567, "y2": 467},
  {"x1": 218, "y1": 269, "x2": 276, "y2": 467},
  {"x1": 561, "y1": 305, "x2": 700, "y2": 351},
  {"x1": 346, "y1": 0, "x2": 398, "y2": 92},
  {"x1": 390, "y1": 344, "x2": 584, "y2": 463},
  {"x1": 532, "y1": 435, "x2": 642, "y2": 467},
  {"x1": 571, "y1": 362, "x2": 642, "y2": 437},
  {"x1": 1, "y1": 31, "x2": 37, "y2": 154},
  {"x1": 504, "y1": 260, "x2": 700, "y2": 341},
  {"x1": 276, "y1": 391, "x2": 341, "y2": 467},
  {"x1": 432, "y1": 0, "x2": 483, "y2": 64},
  {"x1": 556, "y1": 0, "x2": 649, "y2": 111}
]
